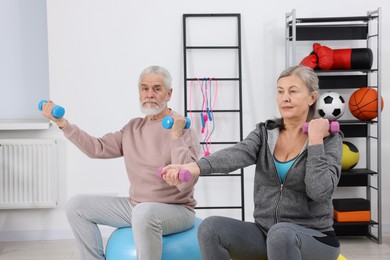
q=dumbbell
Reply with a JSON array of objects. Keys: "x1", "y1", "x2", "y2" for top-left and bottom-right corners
[
  {"x1": 38, "y1": 100, "x2": 65, "y2": 119},
  {"x1": 156, "y1": 167, "x2": 192, "y2": 182},
  {"x1": 302, "y1": 120, "x2": 340, "y2": 134},
  {"x1": 162, "y1": 116, "x2": 191, "y2": 129}
]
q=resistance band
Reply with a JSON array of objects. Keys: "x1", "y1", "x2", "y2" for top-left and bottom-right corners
[{"x1": 189, "y1": 77, "x2": 218, "y2": 157}]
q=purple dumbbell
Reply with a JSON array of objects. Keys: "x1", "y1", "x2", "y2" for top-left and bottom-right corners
[
  {"x1": 302, "y1": 121, "x2": 340, "y2": 134},
  {"x1": 156, "y1": 167, "x2": 192, "y2": 182}
]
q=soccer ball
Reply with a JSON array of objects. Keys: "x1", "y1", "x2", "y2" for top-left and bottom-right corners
[{"x1": 317, "y1": 91, "x2": 346, "y2": 120}]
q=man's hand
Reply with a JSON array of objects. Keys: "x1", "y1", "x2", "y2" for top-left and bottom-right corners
[
  {"x1": 170, "y1": 114, "x2": 187, "y2": 139},
  {"x1": 41, "y1": 101, "x2": 67, "y2": 129}
]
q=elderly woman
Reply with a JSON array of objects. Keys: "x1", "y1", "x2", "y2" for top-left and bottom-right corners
[{"x1": 162, "y1": 65, "x2": 343, "y2": 260}]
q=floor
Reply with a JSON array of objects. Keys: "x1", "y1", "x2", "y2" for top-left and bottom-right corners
[{"x1": 0, "y1": 234, "x2": 389, "y2": 260}]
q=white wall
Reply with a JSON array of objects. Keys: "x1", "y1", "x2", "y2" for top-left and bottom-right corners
[
  {"x1": 0, "y1": 0, "x2": 389, "y2": 241},
  {"x1": 0, "y1": 0, "x2": 49, "y2": 121}
]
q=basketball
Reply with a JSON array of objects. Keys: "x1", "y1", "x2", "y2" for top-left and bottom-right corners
[
  {"x1": 342, "y1": 141, "x2": 360, "y2": 171},
  {"x1": 349, "y1": 88, "x2": 384, "y2": 120}
]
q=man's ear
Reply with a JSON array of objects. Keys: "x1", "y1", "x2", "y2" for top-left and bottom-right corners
[{"x1": 166, "y1": 88, "x2": 173, "y2": 101}]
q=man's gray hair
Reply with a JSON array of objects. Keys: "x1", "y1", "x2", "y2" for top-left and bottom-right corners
[{"x1": 138, "y1": 65, "x2": 172, "y2": 90}]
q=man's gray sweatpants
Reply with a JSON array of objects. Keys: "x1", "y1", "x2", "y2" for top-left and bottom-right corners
[{"x1": 66, "y1": 194, "x2": 195, "y2": 260}]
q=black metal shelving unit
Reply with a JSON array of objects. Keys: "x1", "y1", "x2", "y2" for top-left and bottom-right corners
[
  {"x1": 286, "y1": 8, "x2": 382, "y2": 243},
  {"x1": 183, "y1": 13, "x2": 245, "y2": 220}
]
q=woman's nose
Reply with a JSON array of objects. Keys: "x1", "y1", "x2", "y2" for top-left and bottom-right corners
[{"x1": 282, "y1": 93, "x2": 291, "y2": 101}]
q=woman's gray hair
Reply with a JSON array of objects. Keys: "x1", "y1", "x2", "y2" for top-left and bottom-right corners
[
  {"x1": 138, "y1": 65, "x2": 172, "y2": 90},
  {"x1": 274, "y1": 66, "x2": 319, "y2": 130},
  {"x1": 278, "y1": 65, "x2": 319, "y2": 121}
]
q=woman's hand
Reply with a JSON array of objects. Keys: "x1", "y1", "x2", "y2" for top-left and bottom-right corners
[
  {"x1": 161, "y1": 162, "x2": 200, "y2": 186},
  {"x1": 308, "y1": 118, "x2": 330, "y2": 145}
]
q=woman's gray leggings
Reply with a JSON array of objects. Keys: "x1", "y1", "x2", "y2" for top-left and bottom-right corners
[
  {"x1": 65, "y1": 194, "x2": 195, "y2": 260},
  {"x1": 198, "y1": 216, "x2": 340, "y2": 260}
]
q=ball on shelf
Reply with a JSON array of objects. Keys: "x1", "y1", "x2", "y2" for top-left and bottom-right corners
[
  {"x1": 342, "y1": 141, "x2": 360, "y2": 170},
  {"x1": 317, "y1": 91, "x2": 346, "y2": 120},
  {"x1": 337, "y1": 254, "x2": 348, "y2": 260},
  {"x1": 349, "y1": 87, "x2": 384, "y2": 121}
]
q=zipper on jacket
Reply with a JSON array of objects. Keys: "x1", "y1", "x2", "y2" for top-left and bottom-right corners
[
  {"x1": 273, "y1": 151, "x2": 306, "y2": 224},
  {"x1": 274, "y1": 183, "x2": 283, "y2": 223}
]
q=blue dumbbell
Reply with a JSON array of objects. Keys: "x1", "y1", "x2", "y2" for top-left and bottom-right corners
[
  {"x1": 162, "y1": 116, "x2": 191, "y2": 129},
  {"x1": 38, "y1": 100, "x2": 65, "y2": 119}
]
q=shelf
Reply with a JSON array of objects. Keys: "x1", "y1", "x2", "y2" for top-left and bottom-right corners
[
  {"x1": 286, "y1": 8, "x2": 382, "y2": 243},
  {"x1": 333, "y1": 221, "x2": 377, "y2": 237},
  {"x1": 315, "y1": 69, "x2": 377, "y2": 74},
  {"x1": 318, "y1": 75, "x2": 368, "y2": 89},
  {"x1": 0, "y1": 119, "x2": 51, "y2": 130},
  {"x1": 339, "y1": 119, "x2": 377, "y2": 124},
  {"x1": 340, "y1": 123, "x2": 368, "y2": 138},
  {"x1": 289, "y1": 25, "x2": 368, "y2": 41},
  {"x1": 333, "y1": 220, "x2": 377, "y2": 226},
  {"x1": 339, "y1": 121, "x2": 378, "y2": 138},
  {"x1": 339, "y1": 169, "x2": 377, "y2": 187},
  {"x1": 341, "y1": 168, "x2": 377, "y2": 175},
  {"x1": 287, "y1": 16, "x2": 374, "y2": 41},
  {"x1": 293, "y1": 16, "x2": 373, "y2": 23}
]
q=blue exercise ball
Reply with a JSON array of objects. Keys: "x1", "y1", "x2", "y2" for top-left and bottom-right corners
[{"x1": 105, "y1": 218, "x2": 202, "y2": 260}]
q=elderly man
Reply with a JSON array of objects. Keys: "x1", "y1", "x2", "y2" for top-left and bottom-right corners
[{"x1": 41, "y1": 65, "x2": 200, "y2": 260}]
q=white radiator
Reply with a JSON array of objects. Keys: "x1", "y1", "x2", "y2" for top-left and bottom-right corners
[{"x1": 0, "y1": 139, "x2": 57, "y2": 209}]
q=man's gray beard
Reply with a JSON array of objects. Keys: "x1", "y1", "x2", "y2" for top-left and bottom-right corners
[{"x1": 140, "y1": 101, "x2": 167, "y2": 116}]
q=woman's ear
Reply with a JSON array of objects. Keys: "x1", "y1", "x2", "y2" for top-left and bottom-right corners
[{"x1": 309, "y1": 91, "x2": 318, "y2": 106}]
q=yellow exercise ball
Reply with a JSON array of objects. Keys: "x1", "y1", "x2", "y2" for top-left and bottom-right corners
[
  {"x1": 342, "y1": 141, "x2": 359, "y2": 170},
  {"x1": 337, "y1": 253, "x2": 348, "y2": 260}
]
